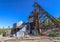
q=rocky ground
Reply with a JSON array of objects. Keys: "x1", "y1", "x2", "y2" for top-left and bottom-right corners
[{"x1": 0, "y1": 36, "x2": 60, "y2": 42}]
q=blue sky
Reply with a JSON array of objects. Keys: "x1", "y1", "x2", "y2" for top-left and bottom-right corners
[{"x1": 0, "y1": 0, "x2": 60, "y2": 28}]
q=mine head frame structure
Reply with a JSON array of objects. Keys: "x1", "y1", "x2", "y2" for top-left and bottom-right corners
[{"x1": 28, "y1": 2, "x2": 60, "y2": 35}]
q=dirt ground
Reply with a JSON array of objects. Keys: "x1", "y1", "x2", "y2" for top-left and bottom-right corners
[{"x1": 0, "y1": 36, "x2": 60, "y2": 42}]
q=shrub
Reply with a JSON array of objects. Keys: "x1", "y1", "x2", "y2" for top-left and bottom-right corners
[{"x1": 49, "y1": 32, "x2": 60, "y2": 37}]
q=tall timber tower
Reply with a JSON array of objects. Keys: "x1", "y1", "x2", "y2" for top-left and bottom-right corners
[
  {"x1": 28, "y1": 0, "x2": 60, "y2": 35},
  {"x1": 28, "y1": 0, "x2": 41, "y2": 35}
]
